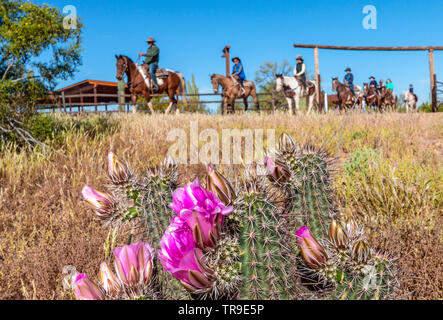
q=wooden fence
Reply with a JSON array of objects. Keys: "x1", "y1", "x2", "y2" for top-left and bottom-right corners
[
  {"x1": 436, "y1": 74, "x2": 443, "y2": 107},
  {"x1": 37, "y1": 92, "x2": 281, "y2": 114}
]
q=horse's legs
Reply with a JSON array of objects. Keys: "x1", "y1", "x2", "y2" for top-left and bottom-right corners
[
  {"x1": 307, "y1": 95, "x2": 314, "y2": 114},
  {"x1": 287, "y1": 98, "x2": 293, "y2": 114},
  {"x1": 131, "y1": 94, "x2": 137, "y2": 114},
  {"x1": 295, "y1": 96, "x2": 300, "y2": 112},
  {"x1": 165, "y1": 89, "x2": 177, "y2": 115},
  {"x1": 243, "y1": 97, "x2": 248, "y2": 112}
]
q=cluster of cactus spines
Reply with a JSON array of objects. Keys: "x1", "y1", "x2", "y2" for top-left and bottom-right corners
[
  {"x1": 295, "y1": 218, "x2": 397, "y2": 300},
  {"x1": 208, "y1": 164, "x2": 292, "y2": 300},
  {"x1": 271, "y1": 133, "x2": 337, "y2": 239}
]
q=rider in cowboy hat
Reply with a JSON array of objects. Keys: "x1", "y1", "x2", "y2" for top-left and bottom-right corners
[
  {"x1": 369, "y1": 76, "x2": 378, "y2": 89},
  {"x1": 344, "y1": 67, "x2": 355, "y2": 95},
  {"x1": 294, "y1": 55, "x2": 307, "y2": 94},
  {"x1": 231, "y1": 57, "x2": 246, "y2": 93},
  {"x1": 139, "y1": 37, "x2": 160, "y2": 91}
]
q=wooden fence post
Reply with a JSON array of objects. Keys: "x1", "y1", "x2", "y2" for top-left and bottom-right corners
[
  {"x1": 79, "y1": 89, "x2": 84, "y2": 113},
  {"x1": 429, "y1": 49, "x2": 437, "y2": 112},
  {"x1": 314, "y1": 47, "x2": 322, "y2": 111},
  {"x1": 61, "y1": 91, "x2": 66, "y2": 113},
  {"x1": 93, "y1": 84, "x2": 98, "y2": 113}
]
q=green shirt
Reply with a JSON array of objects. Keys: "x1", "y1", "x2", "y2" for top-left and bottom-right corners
[
  {"x1": 144, "y1": 45, "x2": 159, "y2": 64},
  {"x1": 386, "y1": 82, "x2": 394, "y2": 91}
]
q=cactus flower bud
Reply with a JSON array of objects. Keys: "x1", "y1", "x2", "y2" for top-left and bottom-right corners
[
  {"x1": 264, "y1": 156, "x2": 291, "y2": 183},
  {"x1": 113, "y1": 242, "x2": 155, "y2": 286},
  {"x1": 72, "y1": 272, "x2": 104, "y2": 300},
  {"x1": 277, "y1": 132, "x2": 296, "y2": 154},
  {"x1": 296, "y1": 226, "x2": 328, "y2": 269},
  {"x1": 352, "y1": 240, "x2": 371, "y2": 265},
  {"x1": 329, "y1": 220, "x2": 348, "y2": 249},
  {"x1": 99, "y1": 262, "x2": 121, "y2": 295},
  {"x1": 344, "y1": 217, "x2": 358, "y2": 235},
  {"x1": 81, "y1": 185, "x2": 114, "y2": 218},
  {"x1": 108, "y1": 152, "x2": 130, "y2": 184},
  {"x1": 206, "y1": 165, "x2": 236, "y2": 205}
]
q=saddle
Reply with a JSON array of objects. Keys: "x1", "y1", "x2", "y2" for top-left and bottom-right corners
[{"x1": 155, "y1": 68, "x2": 169, "y2": 78}]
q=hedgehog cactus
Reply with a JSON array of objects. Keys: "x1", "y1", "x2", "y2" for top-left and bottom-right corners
[
  {"x1": 234, "y1": 168, "x2": 290, "y2": 300},
  {"x1": 271, "y1": 133, "x2": 337, "y2": 239},
  {"x1": 76, "y1": 141, "x2": 397, "y2": 300}
]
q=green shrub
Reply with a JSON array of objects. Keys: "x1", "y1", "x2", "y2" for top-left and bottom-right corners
[{"x1": 343, "y1": 148, "x2": 379, "y2": 177}]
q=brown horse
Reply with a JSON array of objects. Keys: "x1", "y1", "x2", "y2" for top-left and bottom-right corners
[
  {"x1": 379, "y1": 87, "x2": 397, "y2": 110},
  {"x1": 332, "y1": 78, "x2": 359, "y2": 111},
  {"x1": 210, "y1": 74, "x2": 259, "y2": 114},
  {"x1": 363, "y1": 83, "x2": 381, "y2": 111},
  {"x1": 115, "y1": 55, "x2": 187, "y2": 114}
]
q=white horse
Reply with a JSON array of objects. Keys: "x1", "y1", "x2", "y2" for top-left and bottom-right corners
[
  {"x1": 275, "y1": 74, "x2": 316, "y2": 114},
  {"x1": 403, "y1": 90, "x2": 418, "y2": 112}
]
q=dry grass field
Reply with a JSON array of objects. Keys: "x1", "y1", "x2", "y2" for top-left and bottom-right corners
[{"x1": 0, "y1": 111, "x2": 442, "y2": 300}]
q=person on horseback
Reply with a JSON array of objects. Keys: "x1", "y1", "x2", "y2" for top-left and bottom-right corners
[
  {"x1": 386, "y1": 79, "x2": 394, "y2": 92},
  {"x1": 231, "y1": 57, "x2": 246, "y2": 93},
  {"x1": 369, "y1": 76, "x2": 378, "y2": 89},
  {"x1": 294, "y1": 55, "x2": 307, "y2": 94},
  {"x1": 139, "y1": 37, "x2": 159, "y2": 91},
  {"x1": 409, "y1": 84, "x2": 414, "y2": 94},
  {"x1": 344, "y1": 68, "x2": 355, "y2": 96}
]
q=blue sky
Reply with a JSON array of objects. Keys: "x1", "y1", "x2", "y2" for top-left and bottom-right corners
[{"x1": 36, "y1": 0, "x2": 442, "y2": 107}]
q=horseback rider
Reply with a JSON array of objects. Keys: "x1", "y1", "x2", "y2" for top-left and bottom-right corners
[
  {"x1": 369, "y1": 76, "x2": 378, "y2": 89},
  {"x1": 231, "y1": 57, "x2": 246, "y2": 93},
  {"x1": 386, "y1": 79, "x2": 394, "y2": 92},
  {"x1": 409, "y1": 84, "x2": 414, "y2": 94},
  {"x1": 294, "y1": 55, "x2": 307, "y2": 95},
  {"x1": 343, "y1": 68, "x2": 355, "y2": 96},
  {"x1": 139, "y1": 37, "x2": 159, "y2": 91}
]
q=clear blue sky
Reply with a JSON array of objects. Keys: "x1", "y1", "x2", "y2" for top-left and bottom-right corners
[{"x1": 37, "y1": 0, "x2": 442, "y2": 107}]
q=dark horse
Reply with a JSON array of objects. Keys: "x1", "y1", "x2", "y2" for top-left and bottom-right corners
[
  {"x1": 210, "y1": 74, "x2": 259, "y2": 114},
  {"x1": 363, "y1": 83, "x2": 381, "y2": 111},
  {"x1": 115, "y1": 55, "x2": 187, "y2": 114},
  {"x1": 332, "y1": 77, "x2": 360, "y2": 111}
]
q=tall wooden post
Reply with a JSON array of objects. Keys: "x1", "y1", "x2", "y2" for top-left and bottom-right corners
[
  {"x1": 93, "y1": 84, "x2": 98, "y2": 113},
  {"x1": 222, "y1": 45, "x2": 231, "y2": 77},
  {"x1": 429, "y1": 49, "x2": 437, "y2": 112},
  {"x1": 118, "y1": 80, "x2": 125, "y2": 112},
  {"x1": 79, "y1": 89, "x2": 84, "y2": 113},
  {"x1": 61, "y1": 91, "x2": 66, "y2": 113},
  {"x1": 314, "y1": 46, "x2": 322, "y2": 111}
]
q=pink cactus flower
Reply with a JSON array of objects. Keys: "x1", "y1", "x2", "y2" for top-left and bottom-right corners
[
  {"x1": 81, "y1": 185, "x2": 114, "y2": 217},
  {"x1": 171, "y1": 179, "x2": 232, "y2": 250},
  {"x1": 158, "y1": 216, "x2": 213, "y2": 293},
  {"x1": 113, "y1": 242, "x2": 155, "y2": 286},
  {"x1": 296, "y1": 226, "x2": 328, "y2": 270},
  {"x1": 72, "y1": 272, "x2": 104, "y2": 300}
]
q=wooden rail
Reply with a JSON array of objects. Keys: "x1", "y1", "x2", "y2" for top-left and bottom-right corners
[{"x1": 37, "y1": 92, "x2": 279, "y2": 114}]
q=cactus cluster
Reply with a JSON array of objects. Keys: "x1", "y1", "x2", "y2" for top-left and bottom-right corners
[{"x1": 73, "y1": 133, "x2": 397, "y2": 300}]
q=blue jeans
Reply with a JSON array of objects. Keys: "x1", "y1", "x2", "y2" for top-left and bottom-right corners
[
  {"x1": 349, "y1": 83, "x2": 355, "y2": 95},
  {"x1": 149, "y1": 63, "x2": 158, "y2": 86}
]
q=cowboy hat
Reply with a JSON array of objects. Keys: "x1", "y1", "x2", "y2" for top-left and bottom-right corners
[
  {"x1": 146, "y1": 37, "x2": 156, "y2": 43},
  {"x1": 296, "y1": 55, "x2": 303, "y2": 61},
  {"x1": 369, "y1": 76, "x2": 375, "y2": 79},
  {"x1": 232, "y1": 57, "x2": 241, "y2": 62},
  {"x1": 345, "y1": 67, "x2": 351, "y2": 72}
]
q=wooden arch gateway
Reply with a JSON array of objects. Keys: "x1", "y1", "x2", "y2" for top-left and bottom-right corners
[{"x1": 293, "y1": 44, "x2": 443, "y2": 112}]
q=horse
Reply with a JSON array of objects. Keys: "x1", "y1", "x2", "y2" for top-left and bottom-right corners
[
  {"x1": 403, "y1": 90, "x2": 418, "y2": 112},
  {"x1": 115, "y1": 55, "x2": 187, "y2": 114},
  {"x1": 210, "y1": 74, "x2": 259, "y2": 114},
  {"x1": 379, "y1": 87, "x2": 397, "y2": 110},
  {"x1": 332, "y1": 78, "x2": 362, "y2": 111},
  {"x1": 363, "y1": 83, "x2": 381, "y2": 111},
  {"x1": 275, "y1": 74, "x2": 316, "y2": 114}
]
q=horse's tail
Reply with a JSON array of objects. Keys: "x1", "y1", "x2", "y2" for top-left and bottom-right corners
[{"x1": 177, "y1": 72, "x2": 188, "y2": 106}]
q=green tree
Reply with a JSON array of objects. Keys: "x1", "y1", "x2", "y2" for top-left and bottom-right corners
[{"x1": 0, "y1": 0, "x2": 83, "y2": 147}]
